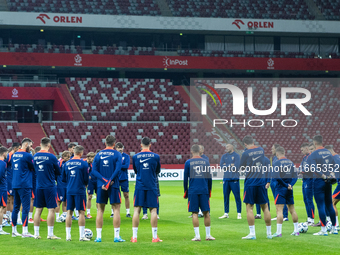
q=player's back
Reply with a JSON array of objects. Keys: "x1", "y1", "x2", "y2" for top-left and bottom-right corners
[
  {"x1": 184, "y1": 157, "x2": 211, "y2": 195},
  {"x1": 57, "y1": 160, "x2": 67, "y2": 188},
  {"x1": 273, "y1": 157, "x2": 296, "y2": 186},
  {"x1": 241, "y1": 146, "x2": 267, "y2": 186},
  {"x1": 0, "y1": 160, "x2": 7, "y2": 190},
  {"x1": 34, "y1": 151, "x2": 60, "y2": 189},
  {"x1": 92, "y1": 148, "x2": 121, "y2": 188},
  {"x1": 309, "y1": 148, "x2": 335, "y2": 178},
  {"x1": 5, "y1": 151, "x2": 14, "y2": 182},
  {"x1": 12, "y1": 149, "x2": 34, "y2": 189},
  {"x1": 63, "y1": 158, "x2": 89, "y2": 195},
  {"x1": 133, "y1": 150, "x2": 160, "y2": 190}
]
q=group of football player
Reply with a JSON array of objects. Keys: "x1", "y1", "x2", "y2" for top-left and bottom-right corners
[
  {"x1": 185, "y1": 134, "x2": 340, "y2": 241},
  {"x1": 0, "y1": 136, "x2": 162, "y2": 242}
]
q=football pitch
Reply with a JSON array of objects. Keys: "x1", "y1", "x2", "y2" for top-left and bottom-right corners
[{"x1": 1, "y1": 180, "x2": 338, "y2": 255}]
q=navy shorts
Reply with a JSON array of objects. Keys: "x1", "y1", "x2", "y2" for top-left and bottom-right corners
[
  {"x1": 87, "y1": 180, "x2": 97, "y2": 195},
  {"x1": 57, "y1": 187, "x2": 67, "y2": 202},
  {"x1": 96, "y1": 187, "x2": 121, "y2": 205},
  {"x1": 275, "y1": 187, "x2": 294, "y2": 205},
  {"x1": 243, "y1": 185, "x2": 268, "y2": 205},
  {"x1": 119, "y1": 180, "x2": 129, "y2": 193},
  {"x1": 134, "y1": 189, "x2": 158, "y2": 208},
  {"x1": 67, "y1": 194, "x2": 87, "y2": 211},
  {"x1": 35, "y1": 187, "x2": 58, "y2": 209},
  {"x1": 333, "y1": 184, "x2": 340, "y2": 200},
  {"x1": 188, "y1": 194, "x2": 210, "y2": 213},
  {"x1": 0, "y1": 190, "x2": 7, "y2": 207},
  {"x1": 7, "y1": 179, "x2": 13, "y2": 196}
]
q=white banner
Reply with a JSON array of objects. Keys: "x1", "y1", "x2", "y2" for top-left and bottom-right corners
[
  {"x1": 127, "y1": 169, "x2": 184, "y2": 181},
  {"x1": 0, "y1": 12, "x2": 339, "y2": 34}
]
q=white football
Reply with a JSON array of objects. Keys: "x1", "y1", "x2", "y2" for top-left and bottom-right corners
[{"x1": 84, "y1": 229, "x2": 93, "y2": 239}]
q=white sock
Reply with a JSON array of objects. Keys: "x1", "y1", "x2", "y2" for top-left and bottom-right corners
[
  {"x1": 133, "y1": 227, "x2": 138, "y2": 238},
  {"x1": 114, "y1": 228, "x2": 120, "y2": 238},
  {"x1": 126, "y1": 209, "x2": 130, "y2": 214},
  {"x1": 205, "y1": 226, "x2": 211, "y2": 237},
  {"x1": 18, "y1": 211, "x2": 21, "y2": 220},
  {"x1": 293, "y1": 222, "x2": 298, "y2": 232},
  {"x1": 111, "y1": 209, "x2": 114, "y2": 214},
  {"x1": 12, "y1": 226, "x2": 17, "y2": 233},
  {"x1": 266, "y1": 226, "x2": 271, "y2": 235},
  {"x1": 48, "y1": 226, "x2": 54, "y2": 236},
  {"x1": 311, "y1": 218, "x2": 314, "y2": 223},
  {"x1": 326, "y1": 216, "x2": 331, "y2": 222},
  {"x1": 198, "y1": 209, "x2": 202, "y2": 214},
  {"x1": 87, "y1": 209, "x2": 90, "y2": 214},
  {"x1": 225, "y1": 213, "x2": 229, "y2": 216},
  {"x1": 321, "y1": 226, "x2": 327, "y2": 232},
  {"x1": 56, "y1": 213, "x2": 59, "y2": 219},
  {"x1": 256, "y1": 214, "x2": 261, "y2": 217},
  {"x1": 0, "y1": 225, "x2": 2, "y2": 231},
  {"x1": 23, "y1": 226, "x2": 28, "y2": 235},
  {"x1": 29, "y1": 212, "x2": 33, "y2": 219},
  {"x1": 249, "y1": 225, "x2": 255, "y2": 236},
  {"x1": 9, "y1": 212, "x2": 12, "y2": 221},
  {"x1": 66, "y1": 227, "x2": 71, "y2": 239},
  {"x1": 277, "y1": 224, "x2": 282, "y2": 234},
  {"x1": 34, "y1": 226, "x2": 39, "y2": 236},
  {"x1": 152, "y1": 227, "x2": 157, "y2": 239},
  {"x1": 96, "y1": 228, "x2": 102, "y2": 239},
  {"x1": 194, "y1": 227, "x2": 200, "y2": 238},
  {"x1": 75, "y1": 210, "x2": 79, "y2": 217},
  {"x1": 79, "y1": 226, "x2": 85, "y2": 238},
  {"x1": 336, "y1": 216, "x2": 339, "y2": 227}
]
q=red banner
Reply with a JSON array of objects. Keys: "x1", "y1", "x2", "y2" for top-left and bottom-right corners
[
  {"x1": 0, "y1": 87, "x2": 72, "y2": 120},
  {"x1": 0, "y1": 52, "x2": 339, "y2": 71}
]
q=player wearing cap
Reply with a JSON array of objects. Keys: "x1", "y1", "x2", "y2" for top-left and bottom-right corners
[
  {"x1": 33, "y1": 137, "x2": 61, "y2": 239},
  {"x1": 62, "y1": 145, "x2": 90, "y2": 241},
  {"x1": 91, "y1": 135, "x2": 124, "y2": 243},
  {"x1": 131, "y1": 137, "x2": 162, "y2": 243},
  {"x1": 11, "y1": 138, "x2": 34, "y2": 238}
]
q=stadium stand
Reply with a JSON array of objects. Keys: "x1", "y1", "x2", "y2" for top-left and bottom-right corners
[
  {"x1": 42, "y1": 122, "x2": 225, "y2": 164},
  {"x1": 7, "y1": 0, "x2": 161, "y2": 16},
  {"x1": 196, "y1": 80, "x2": 340, "y2": 163},
  {"x1": 313, "y1": 0, "x2": 340, "y2": 20},
  {"x1": 0, "y1": 122, "x2": 23, "y2": 146},
  {"x1": 66, "y1": 77, "x2": 189, "y2": 122},
  {"x1": 166, "y1": 0, "x2": 314, "y2": 19}
]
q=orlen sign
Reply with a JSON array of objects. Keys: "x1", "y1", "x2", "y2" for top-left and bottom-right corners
[
  {"x1": 232, "y1": 19, "x2": 274, "y2": 29},
  {"x1": 36, "y1": 14, "x2": 82, "y2": 24}
]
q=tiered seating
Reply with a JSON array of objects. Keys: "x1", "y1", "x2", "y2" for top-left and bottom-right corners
[
  {"x1": 178, "y1": 50, "x2": 316, "y2": 59},
  {"x1": 313, "y1": 0, "x2": 340, "y2": 20},
  {"x1": 7, "y1": 0, "x2": 161, "y2": 16},
  {"x1": 196, "y1": 80, "x2": 340, "y2": 163},
  {"x1": 66, "y1": 78, "x2": 189, "y2": 122},
  {"x1": 4, "y1": 43, "x2": 156, "y2": 56},
  {"x1": 0, "y1": 122, "x2": 22, "y2": 146},
  {"x1": 42, "y1": 122, "x2": 225, "y2": 164},
  {"x1": 167, "y1": 0, "x2": 314, "y2": 19}
]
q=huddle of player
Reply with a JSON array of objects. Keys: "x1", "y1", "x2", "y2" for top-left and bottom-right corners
[
  {"x1": 209, "y1": 134, "x2": 340, "y2": 240},
  {"x1": 0, "y1": 135, "x2": 162, "y2": 243}
]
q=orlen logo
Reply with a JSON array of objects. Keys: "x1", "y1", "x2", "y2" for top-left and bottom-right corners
[
  {"x1": 232, "y1": 19, "x2": 274, "y2": 29},
  {"x1": 36, "y1": 13, "x2": 82, "y2": 24},
  {"x1": 200, "y1": 84, "x2": 312, "y2": 128},
  {"x1": 163, "y1": 57, "x2": 188, "y2": 68},
  {"x1": 36, "y1": 14, "x2": 50, "y2": 24}
]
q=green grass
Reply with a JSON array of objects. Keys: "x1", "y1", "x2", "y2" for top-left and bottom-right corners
[{"x1": 1, "y1": 180, "x2": 338, "y2": 255}]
